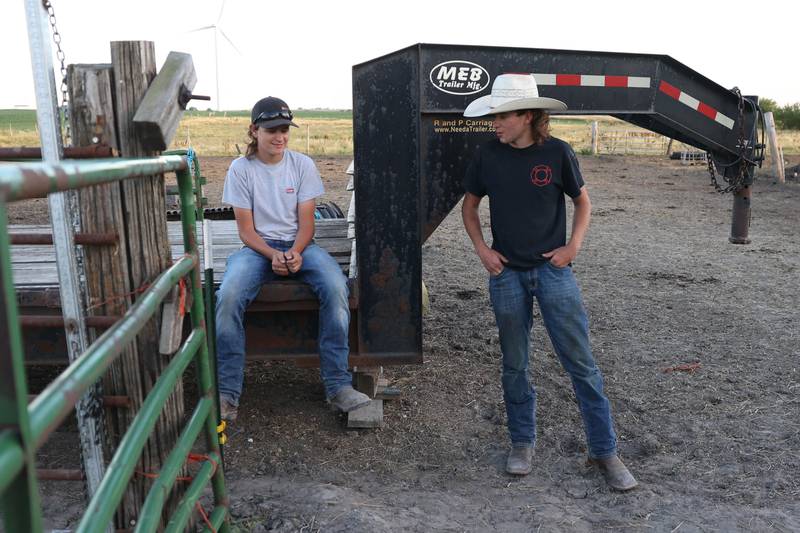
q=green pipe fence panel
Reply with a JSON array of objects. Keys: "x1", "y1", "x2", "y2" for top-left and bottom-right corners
[
  {"x1": 28, "y1": 256, "x2": 197, "y2": 448},
  {"x1": 136, "y1": 396, "x2": 214, "y2": 532},
  {"x1": 0, "y1": 200, "x2": 44, "y2": 533},
  {"x1": 79, "y1": 328, "x2": 206, "y2": 533},
  {"x1": 0, "y1": 152, "x2": 229, "y2": 532}
]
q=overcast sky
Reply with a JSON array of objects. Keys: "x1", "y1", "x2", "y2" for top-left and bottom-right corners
[{"x1": 3, "y1": 0, "x2": 798, "y2": 110}]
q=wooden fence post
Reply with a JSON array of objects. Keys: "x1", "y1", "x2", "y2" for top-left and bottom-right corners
[
  {"x1": 764, "y1": 112, "x2": 785, "y2": 183},
  {"x1": 591, "y1": 121, "x2": 598, "y2": 155},
  {"x1": 70, "y1": 62, "x2": 191, "y2": 528},
  {"x1": 107, "y1": 40, "x2": 186, "y2": 529},
  {"x1": 67, "y1": 63, "x2": 141, "y2": 529}
]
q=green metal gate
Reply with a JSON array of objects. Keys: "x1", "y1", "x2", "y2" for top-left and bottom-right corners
[{"x1": 0, "y1": 154, "x2": 229, "y2": 532}]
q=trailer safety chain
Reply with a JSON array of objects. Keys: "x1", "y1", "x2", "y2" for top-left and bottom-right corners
[
  {"x1": 42, "y1": 0, "x2": 71, "y2": 148},
  {"x1": 706, "y1": 87, "x2": 751, "y2": 194},
  {"x1": 707, "y1": 153, "x2": 745, "y2": 194}
]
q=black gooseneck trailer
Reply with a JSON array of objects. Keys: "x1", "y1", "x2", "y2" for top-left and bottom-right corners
[{"x1": 352, "y1": 43, "x2": 764, "y2": 365}]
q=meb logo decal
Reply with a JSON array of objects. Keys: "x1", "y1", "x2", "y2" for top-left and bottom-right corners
[{"x1": 429, "y1": 60, "x2": 490, "y2": 95}]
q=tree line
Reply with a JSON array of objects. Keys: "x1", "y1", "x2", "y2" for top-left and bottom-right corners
[{"x1": 760, "y1": 99, "x2": 800, "y2": 130}]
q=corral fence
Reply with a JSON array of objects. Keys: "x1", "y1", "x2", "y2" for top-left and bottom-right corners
[
  {"x1": 596, "y1": 128, "x2": 671, "y2": 155},
  {"x1": 558, "y1": 119, "x2": 704, "y2": 158},
  {"x1": 0, "y1": 155, "x2": 229, "y2": 532}
]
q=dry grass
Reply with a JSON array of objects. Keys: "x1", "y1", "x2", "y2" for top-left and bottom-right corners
[
  {"x1": 1, "y1": 115, "x2": 797, "y2": 159},
  {"x1": 0, "y1": 128, "x2": 39, "y2": 147},
  {"x1": 168, "y1": 116, "x2": 353, "y2": 157},
  {"x1": 773, "y1": 129, "x2": 800, "y2": 155}
]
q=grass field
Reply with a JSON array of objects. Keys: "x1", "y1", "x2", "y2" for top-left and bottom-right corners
[
  {"x1": 2, "y1": 109, "x2": 798, "y2": 159},
  {"x1": 0, "y1": 109, "x2": 354, "y2": 157},
  {"x1": 170, "y1": 115, "x2": 354, "y2": 156}
]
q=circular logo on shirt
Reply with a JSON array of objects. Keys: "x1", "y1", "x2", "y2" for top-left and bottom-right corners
[{"x1": 531, "y1": 165, "x2": 552, "y2": 187}]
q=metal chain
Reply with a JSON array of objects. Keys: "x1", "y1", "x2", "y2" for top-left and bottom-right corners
[
  {"x1": 42, "y1": 0, "x2": 71, "y2": 147},
  {"x1": 41, "y1": 0, "x2": 86, "y2": 318},
  {"x1": 42, "y1": 0, "x2": 82, "y2": 274},
  {"x1": 707, "y1": 87, "x2": 749, "y2": 194}
]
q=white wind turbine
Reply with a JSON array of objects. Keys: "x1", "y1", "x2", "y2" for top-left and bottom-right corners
[{"x1": 187, "y1": 0, "x2": 242, "y2": 110}]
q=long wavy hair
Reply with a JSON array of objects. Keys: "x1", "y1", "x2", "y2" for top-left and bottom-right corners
[
  {"x1": 520, "y1": 109, "x2": 551, "y2": 145},
  {"x1": 244, "y1": 124, "x2": 259, "y2": 159}
]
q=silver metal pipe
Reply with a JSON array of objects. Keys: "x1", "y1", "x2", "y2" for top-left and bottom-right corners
[{"x1": 23, "y1": 0, "x2": 107, "y2": 510}]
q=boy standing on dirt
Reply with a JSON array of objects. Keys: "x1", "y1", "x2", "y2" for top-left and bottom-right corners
[
  {"x1": 214, "y1": 96, "x2": 370, "y2": 422},
  {"x1": 461, "y1": 74, "x2": 637, "y2": 490}
]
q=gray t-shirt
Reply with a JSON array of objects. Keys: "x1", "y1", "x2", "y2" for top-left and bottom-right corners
[{"x1": 222, "y1": 150, "x2": 324, "y2": 241}]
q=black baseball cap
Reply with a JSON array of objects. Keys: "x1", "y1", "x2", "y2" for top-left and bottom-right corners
[{"x1": 251, "y1": 96, "x2": 298, "y2": 129}]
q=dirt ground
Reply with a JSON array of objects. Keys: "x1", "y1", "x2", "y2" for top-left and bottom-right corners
[{"x1": 20, "y1": 153, "x2": 800, "y2": 532}]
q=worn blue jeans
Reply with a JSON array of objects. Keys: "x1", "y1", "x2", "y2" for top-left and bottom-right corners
[
  {"x1": 489, "y1": 262, "x2": 617, "y2": 459},
  {"x1": 215, "y1": 241, "x2": 352, "y2": 403}
]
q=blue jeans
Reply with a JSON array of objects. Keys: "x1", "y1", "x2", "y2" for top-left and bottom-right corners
[
  {"x1": 489, "y1": 262, "x2": 617, "y2": 459},
  {"x1": 215, "y1": 241, "x2": 352, "y2": 403}
]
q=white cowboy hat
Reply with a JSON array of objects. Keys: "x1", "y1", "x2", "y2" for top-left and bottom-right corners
[{"x1": 463, "y1": 73, "x2": 567, "y2": 117}]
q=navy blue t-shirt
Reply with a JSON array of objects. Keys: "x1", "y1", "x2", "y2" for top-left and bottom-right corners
[{"x1": 464, "y1": 137, "x2": 584, "y2": 270}]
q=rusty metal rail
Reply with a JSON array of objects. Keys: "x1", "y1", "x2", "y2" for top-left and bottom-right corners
[
  {"x1": 20, "y1": 315, "x2": 121, "y2": 329},
  {"x1": 0, "y1": 144, "x2": 114, "y2": 161},
  {"x1": 10, "y1": 232, "x2": 118, "y2": 246}
]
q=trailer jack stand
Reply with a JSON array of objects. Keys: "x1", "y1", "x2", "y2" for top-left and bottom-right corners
[{"x1": 729, "y1": 185, "x2": 752, "y2": 244}]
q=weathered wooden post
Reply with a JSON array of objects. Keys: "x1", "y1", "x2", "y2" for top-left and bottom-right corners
[
  {"x1": 764, "y1": 111, "x2": 785, "y2": 183},
  {"x1": 69, "y1": 60, "x2": 184, "y2": 527},
  {"x1": 591, "y1": 120, "x2": 598, "y2": 155},
  {"x1": 64, "y1": 42, "x2": 190, "y2": 529},
  {"x1": 109, "y1": 40, "x2": 188, "y2": 529},
  {"x1": 66, "y1": 62, "x2": 138, "y2": 528},
  {"x1": 133, "y1": 51, "x2": 198, "y2": 151}
]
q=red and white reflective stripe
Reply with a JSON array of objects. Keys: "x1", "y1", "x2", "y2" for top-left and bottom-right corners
[
  {"x1": 658, "y1": 80, "x2": 734, "y2": 129},
  {"x1": 533, "y1": 73, "x2": 651, "y2": 89}
]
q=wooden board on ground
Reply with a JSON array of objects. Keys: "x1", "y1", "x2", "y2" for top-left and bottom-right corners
[
  {"x1": 353, "y1": 367, "x2": 382, "y2": 398},
  {"x1": 347, "y1": 399, "x2": 384, "y2": 429}
]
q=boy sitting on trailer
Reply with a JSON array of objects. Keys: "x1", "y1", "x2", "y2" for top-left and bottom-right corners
[{"x1": 214, "y1": 96, "x2": 370, "y2": 422}]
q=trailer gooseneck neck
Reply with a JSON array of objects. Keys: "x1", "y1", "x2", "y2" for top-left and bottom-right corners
[{"x1": 352, "y1": 43, "x2": 764, "y2": 361}]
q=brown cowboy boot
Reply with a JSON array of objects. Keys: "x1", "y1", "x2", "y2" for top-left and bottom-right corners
[
  {"x1": 219, "y1": 395, "x2": 238, "y2": 422},
  {"x1": 506, "y1": 447, "x2": 533, "y2": 475},
  {"x1": 588, "y1": 455, "x2": 638, "y2": 491}
]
